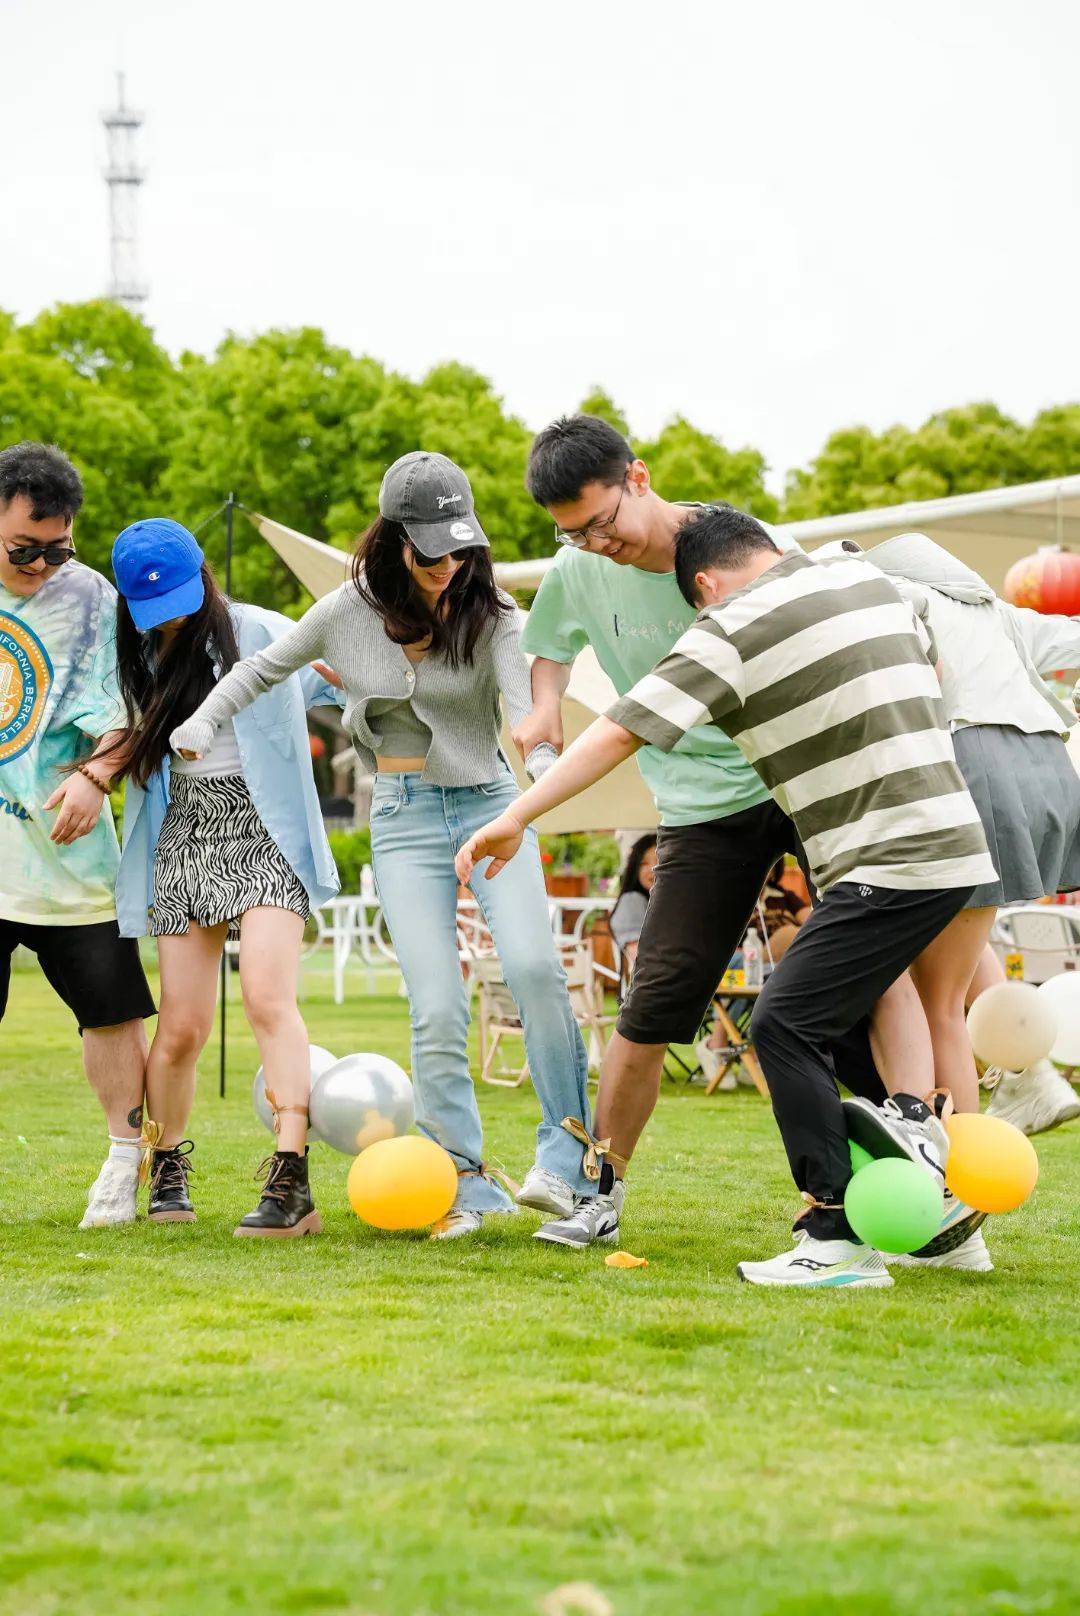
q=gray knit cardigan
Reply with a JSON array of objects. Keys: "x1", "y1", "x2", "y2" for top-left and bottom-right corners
[{"x1": 169, "y1": 581, "x2": 535, "y2": 786}]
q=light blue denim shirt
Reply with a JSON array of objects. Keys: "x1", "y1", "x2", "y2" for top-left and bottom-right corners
[{"x1": 115, "y1": 602, "x2": 343, "y2": 939}]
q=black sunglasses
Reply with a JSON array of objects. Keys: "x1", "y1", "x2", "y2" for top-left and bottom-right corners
[
  {"x1": 4, "y1": 540, "x2": 77, "y2": 568},
  {"x1": 408, "y1": 542, "x2": 473, "y2": 569}
]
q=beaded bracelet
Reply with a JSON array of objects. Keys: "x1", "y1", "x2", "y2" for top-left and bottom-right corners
[{"x1": 76, "y1": 763, "x2": 111, "y2": 795}]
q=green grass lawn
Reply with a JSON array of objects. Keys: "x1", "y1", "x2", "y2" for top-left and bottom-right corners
[{"x1": 1, "y1": 962, "x2": 1078, "y2": 1616}]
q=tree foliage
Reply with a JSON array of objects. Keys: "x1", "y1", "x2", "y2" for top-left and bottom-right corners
[
  {"x1": 2, "y1": 301, "x2": 1078, "y2": 607},
  {"x1": 783, "y1": 402, "x2": 1080, "y2": 520}
]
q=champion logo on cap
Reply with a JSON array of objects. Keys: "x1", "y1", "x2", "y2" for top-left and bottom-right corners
[
  {"x1": 147, "y1": 570, "x2": 161, "y2": 581},
  {"x1": 449, "y1": 521, "x2": 474, "y2": 541}
]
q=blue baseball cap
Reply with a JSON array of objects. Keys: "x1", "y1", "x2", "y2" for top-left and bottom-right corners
[{"x1": 112, "y1": 518, "x2": 206, "y2": 632}]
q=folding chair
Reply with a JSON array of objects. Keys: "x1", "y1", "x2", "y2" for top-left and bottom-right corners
[{"x1": 994, "y1": 905, "x2": 1080, "y2": 984}]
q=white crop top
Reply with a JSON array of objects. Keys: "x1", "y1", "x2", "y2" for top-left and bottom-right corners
[{"x1": 171, "y1": 717, "x2": 243, "y2": 779}]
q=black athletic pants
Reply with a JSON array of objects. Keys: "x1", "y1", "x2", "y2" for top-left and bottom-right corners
[
  {"x1": 617, "y1": 798, "x2": 885, "y2": 1102},
  {"x1": 750, "y1": 880, "x2": 972, "y2": 1241}
]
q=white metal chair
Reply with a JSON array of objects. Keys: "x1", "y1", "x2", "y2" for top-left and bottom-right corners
[
  {"x1": 993, "y1": 904, "x2": 1080, "y2": 984},
  {"x1": 476, "y1": 939, "x2": 617, "y2": 1087}
]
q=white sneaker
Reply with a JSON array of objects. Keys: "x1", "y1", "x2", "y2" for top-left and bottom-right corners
[
  {"x1": 516, "y1": 1165, "x2": 576, "y2": 1218},
  {"x1": 737, "y1": 1231, "x2": 892, "y2": 1289},
  {"x1": 986, "y1": 1059, "x2": 1080, "y2": 1136},
  {"x1": 534, "y1": 1181, "x2": 624, "y2": 1249},
  {"x1": 842, "y1": 1094, "x2": 948, "y2": 1184},
  {"x1": 430, "y1": 1208, "x2": 484, "y2": 1240},
  {"x1": 79, "y1": 1151, "x2": 139, "y2": 1229},
  {"x1": 888, "y1": 1227, "x2": 993, "y2": 1272},
  {"x1": 695, "y1": 1038, "x2": 736, "y2": 1090}
]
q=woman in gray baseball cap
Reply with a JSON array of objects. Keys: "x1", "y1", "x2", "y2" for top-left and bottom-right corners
[{"x1": 171, "y1": 451, "x2": 601, "y2": 1238}]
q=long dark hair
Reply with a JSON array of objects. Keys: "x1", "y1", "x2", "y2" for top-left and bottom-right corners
[
  {"x1": 617, "y1": 833, "x2": 658, "y2": 901},
  {"x1": 114, "y1": 562, "x2": 240, "y2": 788},
  {"x1": 350, "y1": 514, "x2": 512, "y2": 668}
]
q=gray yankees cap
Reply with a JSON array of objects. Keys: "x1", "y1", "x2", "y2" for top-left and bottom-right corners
[{"x1": 378, "y1": 451, "x2": 490, "y2": 558}]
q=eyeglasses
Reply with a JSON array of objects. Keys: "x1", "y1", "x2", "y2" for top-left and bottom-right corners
[
  {"x1": 554, "y1": 475, "x2": 628, "y2": 550},
  {"x1": 3, "y1": 539, "x2": 77, "y2": 569},
  {"x1": 408, "y1": 543, "x2": 473, "y2": 569}
]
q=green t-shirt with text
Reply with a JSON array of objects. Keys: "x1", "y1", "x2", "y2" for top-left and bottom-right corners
[{"x1": 522, "y1": 544, "x2": 778, "y2": 825}]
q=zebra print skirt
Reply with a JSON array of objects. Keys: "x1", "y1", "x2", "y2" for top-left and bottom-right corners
[{"x1": 149, "y1": 772, "x2": 309, "y2": 938}]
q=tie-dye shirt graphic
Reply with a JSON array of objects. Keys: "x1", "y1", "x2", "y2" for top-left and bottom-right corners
[{"x1": 0, "y1": 563, "x2": 125, "y2": 924}]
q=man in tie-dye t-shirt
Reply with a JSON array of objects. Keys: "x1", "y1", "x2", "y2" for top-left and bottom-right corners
[{"x1": 0, "y1": 443, "x2": 155, "y2": 1228}]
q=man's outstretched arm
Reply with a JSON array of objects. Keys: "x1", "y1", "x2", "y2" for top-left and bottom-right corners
[{"x1": 455, "y1": 717, "x2": 641, "y2": 882}]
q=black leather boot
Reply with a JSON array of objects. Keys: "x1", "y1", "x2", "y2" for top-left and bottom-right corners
[
  {"x1": 234, "y1": 1148, "x2": 321, "y2": 1239},
  {"x1": 147, "y1": 1141, "x2": 196, "y2": 1223}
]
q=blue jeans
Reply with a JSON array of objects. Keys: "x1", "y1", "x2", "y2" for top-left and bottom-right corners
[{"x1": 369, "y1": 771, "x2": 593, "y2": 1214}]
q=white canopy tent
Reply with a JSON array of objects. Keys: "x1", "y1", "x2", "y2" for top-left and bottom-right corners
[{"x1": 250, "y1": 513, "x2": 657, "y2": 832}]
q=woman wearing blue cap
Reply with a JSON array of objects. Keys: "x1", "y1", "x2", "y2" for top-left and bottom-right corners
[
  {"x1": 171, "y1": 452, "x2": 599, "y2": 1240},
  {"x1": 110, "y1": 517, "x2": 343, "y2": 1236}
]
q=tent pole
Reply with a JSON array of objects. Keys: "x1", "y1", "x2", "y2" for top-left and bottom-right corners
[{"x1": 218, "y1": 494, "x2": 236, "y2": 1101}]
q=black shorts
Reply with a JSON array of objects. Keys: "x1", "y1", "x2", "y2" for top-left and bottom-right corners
[
  {"x1": 0, "y1": 917, "x2": 157, "y2": 1032},
  {"x1": 617, "y1": 800, "x2": 796, "y2": 1045}
]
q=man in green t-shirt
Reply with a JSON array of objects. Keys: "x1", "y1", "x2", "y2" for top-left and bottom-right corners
[
  {"x1": 0, "y1": 442, "x2": 155, "y2": 1228},
  {"x1": 516, "y1": 415, "x2": 884, "y2": 1249}
]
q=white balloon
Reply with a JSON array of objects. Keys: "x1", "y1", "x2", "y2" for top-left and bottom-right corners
[
  {"x1": 966, "y1": 981, "x2": 1057, "y2": 1072},
  {"x1": 1037, "y1": 972, "x2": 1080, "y2": 1066},
  {"x1": 309, "y1": 1053, "x2": 415, "y2": 1156},
  {"x1": 253, "y1": 1044, "x2": 337, "y2": 1136}
]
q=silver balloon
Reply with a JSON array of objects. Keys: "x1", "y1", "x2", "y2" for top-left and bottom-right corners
[
  {"x1": 308, "y1": 1053, "x2": 415, "y2": 1156},
  {"x1": 253, "y1": 1044, "x2": 337, "y2": 1136}
]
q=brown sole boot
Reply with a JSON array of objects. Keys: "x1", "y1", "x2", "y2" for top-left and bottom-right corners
[
  {"x1": 148, "y1": 1208, "x2": 197, "y2": 1223},
  {"x1": 233, "y1": 1210, "x2": 323, "y2": 1239}
]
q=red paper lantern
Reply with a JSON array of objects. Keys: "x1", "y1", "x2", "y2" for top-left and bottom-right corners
[
  {"x1": 1004, "y1": 547, "x2": 1080, "y2": 616},
  {"x1": 308, "y1": 732, "x2": 326, "y2": 759}
]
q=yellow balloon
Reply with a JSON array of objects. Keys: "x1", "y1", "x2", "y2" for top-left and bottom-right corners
[
  {"x1": 945, "y1": 1112, "x2": 1039, "y2": 1214},
  {"x1": 347, "y1": 1135, "x2": 458, "y2": 1230}
]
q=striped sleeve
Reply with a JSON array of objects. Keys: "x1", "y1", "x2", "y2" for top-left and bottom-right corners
[{"x1": 607, "y1": 619, "x2": 743, "y2": 751}]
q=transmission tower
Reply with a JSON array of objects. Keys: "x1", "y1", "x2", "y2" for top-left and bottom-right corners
[{"x1": 102, "y1": 72, "x2": 148, "y2": 311}]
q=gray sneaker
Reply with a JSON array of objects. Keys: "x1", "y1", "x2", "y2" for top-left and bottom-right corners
[
  {"x1": 842, "y1": 1093, "x2": 949, "y2": 1184},
  {"x1": 534, "y1": 1181, "x2": 624, "y2": 1249}
]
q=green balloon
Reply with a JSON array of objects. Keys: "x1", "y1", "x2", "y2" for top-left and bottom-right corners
[
  {"x1": 848, "y1": 1140, "x2": 875, "y2": 1174},
  {"x1": 843, "y1": 1158, "x2": 943, "y2": 1254}
]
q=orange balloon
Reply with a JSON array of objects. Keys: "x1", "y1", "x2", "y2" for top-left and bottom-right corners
[
  {"x1": 945, "y1": 1112, "x2": 1038, "y2": 1214},
  {"x1": 347, "y1": 1135, "x2": 457, "y2": 1230}
]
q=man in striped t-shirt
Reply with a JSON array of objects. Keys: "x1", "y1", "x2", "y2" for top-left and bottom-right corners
[{"x1": 456, "y1": 507, "x2": 997, "y2": 1290}]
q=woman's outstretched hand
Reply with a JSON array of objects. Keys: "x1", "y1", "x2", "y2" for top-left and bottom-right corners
[{"x1": 455, "y1": 811, "x2": 526, "y2": 883}]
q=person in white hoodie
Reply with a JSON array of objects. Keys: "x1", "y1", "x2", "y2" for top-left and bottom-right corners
[{"x1": 820, "y1": 532, "x2": 1080, "y2": 1142}]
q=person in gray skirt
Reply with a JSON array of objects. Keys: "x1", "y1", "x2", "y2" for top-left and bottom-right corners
[{"x1": 821, "y1": 532, "x2": 1080, "y2": 1138}]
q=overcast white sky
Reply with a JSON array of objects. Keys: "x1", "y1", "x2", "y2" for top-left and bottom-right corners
[{"x1": 4, "y1": 0, "x2": 1078, "y2": 490}]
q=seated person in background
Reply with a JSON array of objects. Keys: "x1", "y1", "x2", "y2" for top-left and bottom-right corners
[
  {"x1": 609, "y1": 833, "x2": 657, "y2": 974},
  {"x1": 760, "y1": 860, "x2": 812, "y2": 961},
  {"x1": 695, "y1": 861, "x2": 811, "y2": 1088}
]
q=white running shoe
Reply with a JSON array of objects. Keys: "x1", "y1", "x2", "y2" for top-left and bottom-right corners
[
  {"x1": 79, "y1": 1151, "x2": 140, "y2": 1229},
  {"x1": 534, "y1": 1181, "x2": 624, "y2": 1249},
  {"x1": 737, "y1": 1231, "x2": 892, "y2": 1289},
  {"x1": 430, "y1": 1209, "x2": 484, "y2": 1241},
  {"x1": 842, "y1": 1093, "x2": 948, "y2": 1184},
  {"x1": 516, "y1": 1165, "x2": 576, "y2": 1218},
  {"x1": 888, "y1": 1227, "x2": 993, "y2": 1272},
  {"x1": 986, "y1": 1059, "x2": 1080, "y2": 1136},
  {"x1": 695, "y1": 1038, "x2": 736, "y2": 1090}
]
